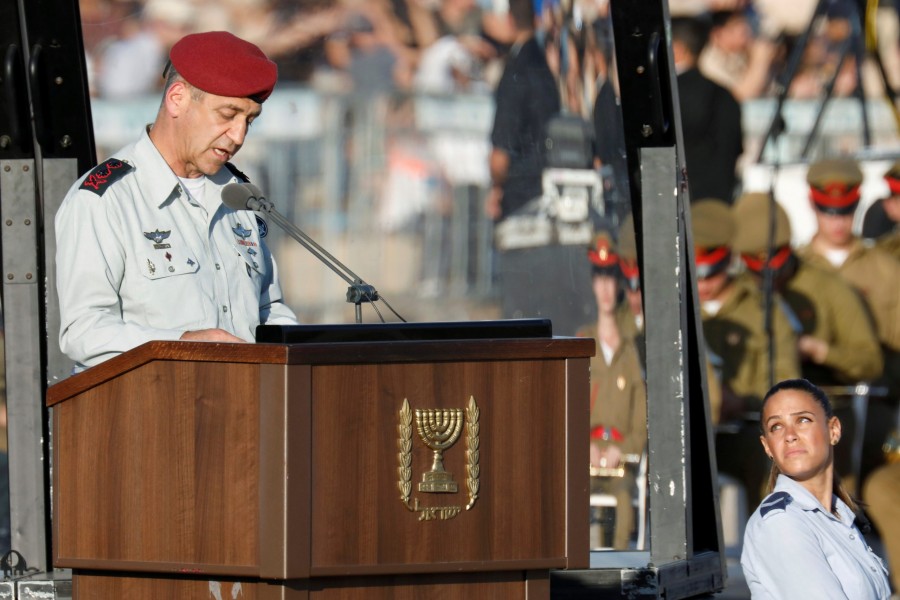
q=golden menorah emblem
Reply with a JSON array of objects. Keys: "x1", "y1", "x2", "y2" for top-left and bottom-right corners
[{"x1": 414, "y1": 407, "x2": 464, "y2": 493}]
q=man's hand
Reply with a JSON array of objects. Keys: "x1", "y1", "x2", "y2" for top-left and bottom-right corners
[
  {"x1": 798, "y1": 335, "x2": 829, "y2": 364},
  {"x1": 485, "y1": 185, "x2": 503, "y2": 220},
  {"x1": 180, "y1": 329, "x2": 248, "y2": 343}
]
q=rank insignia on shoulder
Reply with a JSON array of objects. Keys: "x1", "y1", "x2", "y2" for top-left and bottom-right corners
[
  {"x1": 256, "y1": 215, "x2": 268, "y2": 238},
  {"x1": 80, "y1": 159, "x2": 134, "y2": 195},
  {"x1": 760, "y1": 491, "x2": 792, "y2": 517}
]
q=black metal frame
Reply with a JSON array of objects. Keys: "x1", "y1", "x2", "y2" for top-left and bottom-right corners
[
  {"x1": 0, "y1": 0, "x2": 94, "y2": 577},
  {"x1": 551, "y1": 0, "x2": 726, "y2": 596}
]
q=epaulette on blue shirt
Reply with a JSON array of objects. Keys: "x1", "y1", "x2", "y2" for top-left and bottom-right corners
[
  {"x1": 79, "y1": 159, "x2": 134, "y2": 196},
  {"x1": 760, "y1": 490, "x2": 793, "y2": 518}
]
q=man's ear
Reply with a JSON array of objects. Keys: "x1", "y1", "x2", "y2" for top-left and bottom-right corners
[{"x1": 163, "y1": 81, "x2": 191, "y2": 117}]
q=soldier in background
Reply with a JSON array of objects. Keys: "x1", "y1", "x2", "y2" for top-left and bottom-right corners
[
  {"x1": 692, "y1": 199, "x2": 800, "y2": 508},
  {"x1": 732, "y1": 191, "x2": 883, "y2": 494},
  {"x1": 577, "y1": 232, "x2": 647, "y2": 550},
  {"x1": 863, "y1": 458, "x2": 900, "y2": 596},
  {"x1": 798, "y1": 158, "x2": 900, "y2": 398},
  {"x1": 862, "y1": 158, "x2": 900, "y2": 260},
  {"x1": 614, "y1": 214, "x2": 644, "y2": 355},
  {"x1": 617, "y1": 211, "x2": 723, "y2": 425},
  {"x1": 797, "y1": 157, "x2": 900, "y2": 493},
  {"x1": 732, "y1": 191, "x2": 883, "y2": 387}
]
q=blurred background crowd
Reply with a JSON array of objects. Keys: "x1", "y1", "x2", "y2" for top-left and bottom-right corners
[
  {"x1": 79, "y1": 0, "x2": 900, "y2": 104},
  {"x1": 75, "y1": 0, "x2": 900, "y2": 326}
]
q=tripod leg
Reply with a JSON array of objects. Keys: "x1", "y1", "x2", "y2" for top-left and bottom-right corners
[
  {"x1": 852, "y1": 10, "x2": 872, "y2": 148},
  {"x1": 801, "y1": 35, "x2": 855, "y2": 158},
  {"x1": 756, "y1": 0, "x2": 832, "y2": 162}
]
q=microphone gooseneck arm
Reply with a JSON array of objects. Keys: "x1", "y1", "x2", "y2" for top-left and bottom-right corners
[{"x1": 222, "y1": 183, "x2": 404, "y2": 323}]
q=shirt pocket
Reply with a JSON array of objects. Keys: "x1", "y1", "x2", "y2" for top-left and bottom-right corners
[{"x1": 135, "y1": 250, "x2": 207, "y2": 329}]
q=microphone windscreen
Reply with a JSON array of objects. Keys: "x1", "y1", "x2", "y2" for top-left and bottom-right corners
[
  {"x1": 221, "y1": 182, "x2": 252, "y2": 210},
  {"x1": 244, "y1": 182, "x2": 265, "y2": 201}
]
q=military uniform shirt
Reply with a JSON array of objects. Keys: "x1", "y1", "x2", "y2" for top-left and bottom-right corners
[
  {"x1": 577, "y1": 324, "x2": 647, "y2": 457},
  {"x1": 701, "y1": 274, "x2": 800, "y2": 410},
  {"x1": 799, "y1": 238, "x2": 900, "y2": 351},
  {"x1": 781, "y1": 260, "x2": 883, "y2": 383},
  {"x1": 56, "y1": 129, "x2": 298, "y2": 369},
  {"x1": 742, "y1": 474, "x2": 891, "y2": 600}
]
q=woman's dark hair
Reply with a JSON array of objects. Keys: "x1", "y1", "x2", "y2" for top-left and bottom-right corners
[
  {"x1": 761, "y1": 378, "x2": 834, "y2": 426},
  {"x1": 760, "y1": 378, "x2": 859, "y2": 514}
]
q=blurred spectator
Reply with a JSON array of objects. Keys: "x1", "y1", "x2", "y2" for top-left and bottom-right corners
[
  {"x1": 414, "y1": 35, "x2": 483, "y2": 94},
  {"x1": 486, "y1": 0, "x2": 559, "y2": 221},
  {"x1": 668, "y1": 0, "x2": 750, "y2": 18},
  {"x1": 94, "y1": 0, "x2": 194, "y2": 100},
  {"x1": 81, "y1": 0, "x2": 144, "y2": 97},
  {"x1": 788, "y1": 5, "x2": 859, "y2": 99},
  {"x1": 262, "y1": 0, "x2": 346, "y2": 83},
  {"x1": 323, "y1": 6, "x2": 416, "y2": 95},
  {"x1": 672, "y1": 16, "x2": 744, "y2": 204},
  {"x1": 699, "y1": 10, "x2": 778, "y2": 100}
]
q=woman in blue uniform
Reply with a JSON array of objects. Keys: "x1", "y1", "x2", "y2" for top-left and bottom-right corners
[{"x1": 741, "y1": 378, "x2": 891, "y2": 599}]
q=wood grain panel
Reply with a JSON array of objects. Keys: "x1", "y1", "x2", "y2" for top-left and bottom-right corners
[
  {"x1": 308, "y1": 359, "x2": 570, "y2": 572},
  {"x1": 54, "y1": 361, "x2": 261, "y2": 571}
]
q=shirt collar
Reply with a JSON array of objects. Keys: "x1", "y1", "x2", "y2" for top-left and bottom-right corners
[
  {"x1": 131, "y1": 128, "x2": 240, "y2": 210},
  {"x1": 774, "y1": 474, "x2": 855, "y2": 524},
  {"x1": 131, "y1": 128, "x2": 184, "y2": 209}
]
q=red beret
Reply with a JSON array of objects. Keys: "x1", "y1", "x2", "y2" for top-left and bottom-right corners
[{"x1": 169, "y1": 31, "x2": 277, "y2": 103}]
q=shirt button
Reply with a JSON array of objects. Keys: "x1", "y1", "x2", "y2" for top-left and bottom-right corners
[
  {"x1": 168, "y1": 266, "x2": 175, "y2": 272},
  {"x1": 215, "y1": 263, "x2": 221, "y2": 270},
  {"x1": 850, "y1": 534, "x2": 855, "y2": 540},
  {"x1": 222, "y1": 306, "x2": 228, "y2": 313}
]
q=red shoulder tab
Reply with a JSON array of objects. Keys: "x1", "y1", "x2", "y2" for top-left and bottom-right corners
[{"x1": 79, "y1": 159, "x2": 134, "y2": 196}]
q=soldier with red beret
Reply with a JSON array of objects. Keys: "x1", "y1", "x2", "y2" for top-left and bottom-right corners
[
  {"x1": 55, "y1": 32, "x2": 298, "y2": 370},
  {"x1": 577, "y1": 231, "x2": 647, "y2": 550}
]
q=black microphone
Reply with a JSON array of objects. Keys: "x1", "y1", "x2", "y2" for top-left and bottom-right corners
[{"x1": 221, "y1": 182, "x2": 403, "y2": 323}]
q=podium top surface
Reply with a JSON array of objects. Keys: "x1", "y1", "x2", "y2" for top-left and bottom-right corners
[
  {"x1": 46, "y1": 320, "x2": 594, "y2": 407},
  {"x1": 256, "y1": 318, "x2": 553, "y2": 344}
]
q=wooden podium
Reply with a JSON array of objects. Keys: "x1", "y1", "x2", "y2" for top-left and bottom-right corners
[{"x1": 46, "y1": 332, "x2": 593, "y2": 599}]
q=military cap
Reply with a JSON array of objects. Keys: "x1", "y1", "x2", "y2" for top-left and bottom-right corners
[
  {"x1": 588, "y1": 231, "x2": 621, "y2": 276},
  {"x1": 732, "y1": 192, "x2": 791, "y2": 253},
  {"x1": 169, "y1": 31, "x2": 277, "y2": 103},
  {"x1": 691, "y1": 199, "x2": 734, "y2": 278},
  {"x1": 617, "y1": 213, "x2": 641, "y2": 290},
  {"x1": 732, "y1": 192, "x2": 794, "y2": 274},
  {"x1": 806, "y1": 158, "x2": 863, "y2": 215},
  {"x1": 884, "y1": 158, "x2": 900, "y2": 195}
]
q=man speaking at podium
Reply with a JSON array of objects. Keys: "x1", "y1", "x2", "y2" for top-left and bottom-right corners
[{"x1": 55, "y1": 31, "x2": 298, "y2": 371}]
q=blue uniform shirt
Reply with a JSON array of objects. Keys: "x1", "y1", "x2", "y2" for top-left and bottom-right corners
[{"x1": 741, "y1": 474, "x2": 891, "y2": 599}]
